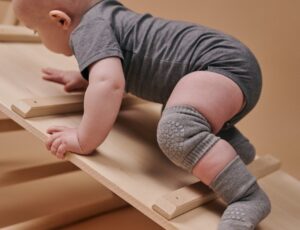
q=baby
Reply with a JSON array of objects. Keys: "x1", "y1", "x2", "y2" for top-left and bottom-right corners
[{"x1": 12, "y1": 0, "x2": 271, "y2": 229}]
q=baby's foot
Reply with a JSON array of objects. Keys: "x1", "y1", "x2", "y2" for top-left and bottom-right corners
[
  {"x1": 218, "y1": 183, "x2": 271, "y2": 230},
  {"x1": 210, "y1": 156, "x2": 271, "y2": 230}
]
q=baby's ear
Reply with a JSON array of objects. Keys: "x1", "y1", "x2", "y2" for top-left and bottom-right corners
[{"x1": 49, "y1": 10, "x2": 71, "y2": 30}]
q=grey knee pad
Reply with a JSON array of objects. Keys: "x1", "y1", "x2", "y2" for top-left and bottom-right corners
[{"x1": 157, "y1": 105, "x2": 220, "y2": 172}]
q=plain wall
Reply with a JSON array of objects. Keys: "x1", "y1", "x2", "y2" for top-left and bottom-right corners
[{"x1": 1, "y1": 0, "x2": 299, "y2": 178}]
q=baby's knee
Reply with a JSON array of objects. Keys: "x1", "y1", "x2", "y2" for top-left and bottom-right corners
[{"x1": 157, "y1": 105, "x2": 220, "y2": 172}]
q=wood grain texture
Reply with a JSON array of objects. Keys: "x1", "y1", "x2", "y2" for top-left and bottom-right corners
[
  {"x1": 153, "y1": 155, "x2": 281, "y2": 220},
  {"x1": 10, "y1": 93, "x2": 146, "y2": 118},
  {"x1": 0, "y1": 43, "x2": 299, "y2": 229},
  {"x1": 0, "y1": 171, "x2": 127, "y2": 229},
  {"x1": 11, "y1": 94, "x2": 84, "y2": 118},
  {"x1": 0, "y1": 25, "x2": 40, "y2": 42},
  {"x1": 1, "y1": 2, "x2": 18, "y2": 25}
]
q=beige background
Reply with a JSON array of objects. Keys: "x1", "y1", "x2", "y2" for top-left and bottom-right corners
[{"x1": 1, "y1": 0, "x2": 299, "y2": 179}]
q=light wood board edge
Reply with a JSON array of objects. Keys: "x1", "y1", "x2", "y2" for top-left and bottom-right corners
[
  {"x1": 152, "y1": 155, "x2": 281, "y2": 220},
  {"x1": 0, "y1": 25, "x2": 40, "y2": 43},
  {"x1": 2, "y1": 196, "x2": 128, "y2": 230}
]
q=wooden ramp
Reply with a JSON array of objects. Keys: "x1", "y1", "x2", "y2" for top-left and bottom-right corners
[{"x1": 0, "y1": 43, "x2": 299, "y2": 229}]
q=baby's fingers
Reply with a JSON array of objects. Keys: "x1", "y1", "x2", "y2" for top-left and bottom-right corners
[
  {"x1": 50, "y1": 138, "x2": 62, "y2": 155},
  {"x1": 56, "y1": 144, "x2": 67, "y2": 159},
  {"x1": 42, "y1": 68, "x2": 65, "y2": 84},
  {"x1": 42, "y1": 67, "x2": 62, "y2": 75},
  {"x1": 46, "y1": 132, "x2": 62, "y2": 150},
  {"x1": 42, "y1": 74, "x2": 65, "y2": 85}
]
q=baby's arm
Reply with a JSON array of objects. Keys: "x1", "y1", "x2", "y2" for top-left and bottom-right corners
[
  {"x1": 78, "y1": 57, "x2": 125, "y2": 153},
  {"x1": 46, "y1": 57, "x2": 125, "y2": 158}
]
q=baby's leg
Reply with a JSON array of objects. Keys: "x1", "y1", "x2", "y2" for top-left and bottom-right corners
[
  {"x1": 218, "y1": 126, "x2": 256, "y2": 165},
  {"x1": 157, "y1": 71, "x2": 270, "y2": 230}
]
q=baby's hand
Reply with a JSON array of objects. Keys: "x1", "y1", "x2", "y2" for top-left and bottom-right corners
[
  {"x1": 46, "y1": 126, "x2": 85, "y2": 159},
  {"x1": 42, "y1": 68, "x2": 88, "y2": 92}
]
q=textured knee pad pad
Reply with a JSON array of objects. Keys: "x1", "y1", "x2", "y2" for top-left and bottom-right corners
[{"x1": 157, "y1": 105, "x2": 220, "y2": 172}]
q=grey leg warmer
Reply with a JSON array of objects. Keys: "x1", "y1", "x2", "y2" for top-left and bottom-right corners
[
  {"x1": 157, "y1": 105, "x2": 220, "y2": 172},
  {"x1": 210, "y1": 156, "x2": 271, "y2": 230},
  {"x1": 157, "y1": 105, "x2": 271, "y2": 229},
  {"x1": 218, "y1": 126, "x2": 256, "y2": 165}
]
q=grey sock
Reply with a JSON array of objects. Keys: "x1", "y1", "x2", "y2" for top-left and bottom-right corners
[
  {"x1": 218, "y1": 126, "x2": 256, "y2": 165},
  {"x1": 210, "y1": 156, "x2": 271, "y2": 230}
]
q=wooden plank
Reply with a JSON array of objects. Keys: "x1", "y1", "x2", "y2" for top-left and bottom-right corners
[
  {"x1": 0, "y1": 43, "x2": 300, "y2": 230},
  {"x1": 152, "y1": 155, "x2": 281, "y2": 220},
  {"x1": 2, "y1": 3, "x2": 18, "y2": 25},
  {"x1": 258, "y1": 170, "x2": 300, "y2": 230},
  {"x1": 10, "y1": 94, "x2": 145, "y2": 118},
  {"x1": 0, "y1": 25, "x2": 40, "y2": 43},
  {"x1": 2, "y1": 200, "x2": 127, "y2": 230},
  {"x1": 62, "y1": 206, "x2": 163, "y2": 230},
  {"x1": 0, "y1": 161, "x2": 79, "y2": 186},
  {"x1": 0, "y1": 171, "x2": 127, "y2": 229},
  {"x1": 11, "y1": 94, "x2": 84, "y2": 118}
]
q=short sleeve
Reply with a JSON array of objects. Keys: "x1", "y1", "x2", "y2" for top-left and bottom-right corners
[{"x1": 70, "y1": 18, "x2": 124, "y2": 80}]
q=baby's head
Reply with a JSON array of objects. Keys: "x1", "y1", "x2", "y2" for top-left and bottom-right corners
[{"x1": 12, "y1": 0, "x2": 99, "y2": 56}]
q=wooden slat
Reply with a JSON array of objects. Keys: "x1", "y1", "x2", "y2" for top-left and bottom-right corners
[
  {"x1": 11, "y1": 94, "x2": 84, "y2": 118},
  {"x1": 152, "y1": 155, "x2": 281, "y2": 220},
  {"x1": 0, "y1": 171, "x2": 127, "y2": 229},
  {"x1": 0, "y1": 25, "x2": 40, "y2": 43},
  {"x1": 62, "y1": 206, "x2": 163, "y2": 230},
  {"x1": 11, "y1": 94, "x2": 146, "y2": 118},
  {"x1": 2, "y1": 3, "x2": 18, "y2": 25},
  {"x1": 0, "y1": 161, "x2": 79, "y2": 187},
  {"x1": 2, "y1": 201, "x2": 123, "y2": 230}
]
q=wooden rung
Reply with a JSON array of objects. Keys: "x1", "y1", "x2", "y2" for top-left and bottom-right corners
[
  {"x1": 152, "y1": 155, "x2": 281, "y2": 220},
  {"x1": 11, "y1": 94, "x2": 147, "y2": 118},
  {"x1": 0, "y1": 161, "x2": 79, "y2": 187},
  {"x1": 2, "y1": 3, "x2": 18, "y2": 25},
  {"x1": 0, "y1": 25, "x2": 40, "y2": 43},
  {"x1": 11, "y1": 95, "x2": 84, "y2": 118},
  {"x1": 2, "y1": 197, "x2": 127, "y2": 230},
  {"x1": 0, "y1": 171, "x2": 127, "y2": 229}
]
